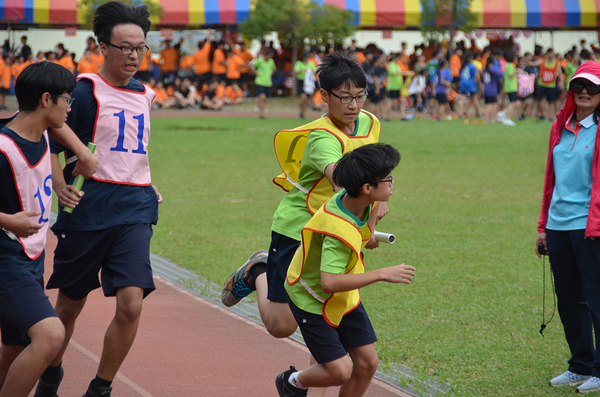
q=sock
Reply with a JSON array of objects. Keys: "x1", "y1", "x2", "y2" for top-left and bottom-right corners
[
  {"x1": 249, "y1": 263, "x2": 266, "y2": 287},
  {"x1": 40, "y1": 363, "x2": 62, "y2": 384},
  {"x1": 288, "y1": 371, "x2": 307, "y2": 390},
  {"x1": 90, "y1": 376, "x2": 112, "y2": 391}
]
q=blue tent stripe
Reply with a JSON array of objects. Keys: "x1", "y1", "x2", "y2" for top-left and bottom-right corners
[
  {"x1": 235, "y1": 0, "x2": 250, "y2": 21},
  {"x1": 0, "y1": 0, "x2": 4, "y2": 20},
  {"x1": 345, "y1": 0, "x2": 359, "y2": 25},
  {"x1": 565, "y1": 0, "x2": 581, "y2": 27},
  {"x1": 525, "y1": 0, "x2": 541, "y2": 28},
  {"x1": 24, "y1": 0, "x2": 34, "y2": 23},
  {"x1": 204, "y1": 0, "x2": 219, "y2": 24}
]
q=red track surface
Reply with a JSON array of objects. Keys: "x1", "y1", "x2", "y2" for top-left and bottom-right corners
[{"x1": 29, "y1": 233, "x2": 413, "y2": 397}]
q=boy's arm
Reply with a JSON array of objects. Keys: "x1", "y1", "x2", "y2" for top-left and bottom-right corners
[
  {"x1": 364, "y1": 201, "x2": 389, "y2": 249},
  {"x1": 324, "y1": 163, "x2": 342, "y2": 193},
  {"x1": 48, "y1": 124, "x2": 98, "y2": 179},
  {"x1": 321, "y1": 264, "x2": 415, "y2": 294},
  {"x1": 51, "y1": 153, "x2": 83, "y2": 209},
  {"x1": 0, "y1": 211, "x2": 43, "y2": 237}
]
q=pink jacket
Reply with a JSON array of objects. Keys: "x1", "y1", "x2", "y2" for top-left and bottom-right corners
[{"x1": 538, "y1": 61, "x2": 600, "y2": 236}]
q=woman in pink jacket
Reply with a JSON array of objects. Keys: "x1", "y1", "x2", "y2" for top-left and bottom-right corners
[{"x1": 537, "y1": 61, "x2": 600, "y2": 393}]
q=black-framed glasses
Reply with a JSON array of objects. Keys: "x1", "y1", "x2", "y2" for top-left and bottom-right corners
[
  {"x1": 106, "y1": 42, "x2": 149, "y2": 55},
  {"x1": 329, "y1": 91, "x2": 368, "y2": 104},
  {"x1": 54, "y1": 94, "x2": 74, "y2": 109},
  {"x1": 378, "y1": 175, "x2": 393, "y2": 184},
  {"x1": 570, "y1": 82, "x2": 600, "y2": 95}
]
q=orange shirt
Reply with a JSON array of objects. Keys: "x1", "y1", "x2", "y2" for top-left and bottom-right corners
[
  {"x1": 90, "y1": 52, "x2": 104, "y2": 72},
  {"x1": 77, "y1": 58, "x2": 95, "y2": 74},
  {"x1": 236, "y1": 49, "x2": 253, "y2": 73},
  {"x1": 215, "y1": 83, "x2": 225, "y2": 98},
  {"x1": 399, "y1": 53, "x2": 410, "y2": 72},
  {"x1": 357, "y1": 51, "x2": 366, "y2": 66},
  {"x1": 193, "y1": 42, "x2": 211, "y2": 75},
  {"x1": 450, "y1": 54, "x2": 461, "y2": 77},
  {"x1": 12, "y1": 61, "x2": 31, "y2": 80},
  {"x1": 160, "y1": 47, "x2": 178, "y2": 72},
  {"x1": 57, "y1": 56, "x2": 75, "y2": 74},
  {"x1": 139, "y1": 50, "x2": 152, "y2": 72},
  {"x1": 225, "y1": 85, "x2": 243, "y2": 99},
  {"x1": 180, "y1": 54, "x2": 194, "y2": 70},
  {"x1": 226, "y1": 53, "x2": 244, "y2": 79},
  {"x1": 1, "y1": 63, "x2": 10, "y2": 89},
  {"x1": 212, "y1": 49, "x2": 226, "y2": 75},
  {"x1": 154, "y1": 87, "x2": 169, "y2": 103}
]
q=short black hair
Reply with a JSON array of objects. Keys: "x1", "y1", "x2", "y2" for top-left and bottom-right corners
[
  {"x1": 333, "y1": 143, "x2": 400, "y2": 198},
  {"x1": 93, "y1": 1, "x2": 151, "y2": 45},
  {"x1": 317, "y1": 51, "x2": 367, "y2": 92},
  {"x1": 15, "y1": 62, "x2": 76, "y2": 111}
]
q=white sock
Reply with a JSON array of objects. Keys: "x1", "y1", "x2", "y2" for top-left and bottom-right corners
[{"x1": 288, "y1": 371, "x2": 307, "y2": 390}]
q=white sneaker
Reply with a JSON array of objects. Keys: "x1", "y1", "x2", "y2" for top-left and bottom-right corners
[
  {"x1": 577, "y1": 376, "x2": 600, "y2": 393},
  {"x1": 549, "y1": 370, "x2": 590, "y2": 387},
  {"x1": 501, "y1": 118, "x2": 516, "y2": 126}
]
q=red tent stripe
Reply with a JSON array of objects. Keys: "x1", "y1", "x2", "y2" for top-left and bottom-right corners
[
  {"x1": 219, "y1": 0, "x2": 236, "y2": 24},
  {"x1": 49, "y1": 0, "x2": 76, "y2": 24},
  {"x1": 324, "y1": 0, "x2": 346, "y2": 8},
  {"x1": 541, "y1": 0, "x2": 565, "y2": 27},
  {"x1": 482, "y1": 0, "x2": 510, "y2": 28},
  {"x1": 375, "y1": 0, "x2": 404, "y2": 26},
  {"x1": 5, "y1": 0, "x2": 24, "y2": 20},
  {"x1": 159, "y1": 0, "x2": 189, "y2": 25}
]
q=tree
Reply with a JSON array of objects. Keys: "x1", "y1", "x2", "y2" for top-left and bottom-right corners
[
  {"x1": 240, "y1": 0, "x2": 356, "y2": 93},
  {"x1": 420, "y1": 0, "x2": 477, "y2": 48},
  {"x1": 78, "y1": 0, "x2": 164, "y2": 27}
]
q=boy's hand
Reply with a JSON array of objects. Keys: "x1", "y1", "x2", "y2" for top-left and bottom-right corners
[
  {"x1": 153, "y1": 185, "x2": 163, "y2": 203},
  {"x1": 4, "y1": 211, "x2": 43, "y2": 237},
  {"x1": 365, "y1": 235, "x2": 380, "y2": 250},
  {"x1": 381, "y1": 264, "x2": 416, "y2": 284},
  {"x1": 57, "y1": 185, "x2": 84, "y2": 209},
  {"x1": 71, "y1": 150, "x2": 98, "y2": 179}
]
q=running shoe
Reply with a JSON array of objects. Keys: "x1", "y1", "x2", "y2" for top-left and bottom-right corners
[
  {"x1": 577, "y1": 377, "x2": 600, "y2": 393},
  {"x1": 549, "y1": 370, "x2": 590, "y2": 387},
  {"x1": 83, "y1": 386, "x2": 112, "y2": 397},
  {"x1": 33, "y1": 366, "x2": 64, "y2": 397},
  {"x1": 221, "y1": 250, "x2": 268, "y2": 307},
  {"x1": 276, "y1": 366, "x2": 307, "y2": 397}
]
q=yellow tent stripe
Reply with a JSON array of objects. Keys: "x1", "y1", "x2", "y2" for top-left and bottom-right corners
[
  {"x1": 33, "y1": 0, "x2": 49, "y2": 24},
  {"x1": 360, "y1": 0, "x2": 376, "y2": 26},
  {"x1": 405, "y1": 0, "x2": 421, "y2": 26},
  {"x1": 580, "y1": 0, "x2": 597, "y2": 27},
  {"x1": 510, "y1": 0, "x2": 526, "y2": 27},
  {"x1": 189, "y1": 0, "x2": 205, "y2": 25},
  {"x1": 471, "y1": 0, "x2": 484, "y2": 28}
]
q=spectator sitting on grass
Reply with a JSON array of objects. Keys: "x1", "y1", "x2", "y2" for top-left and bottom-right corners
[
  {"x1": 200, "y1": 78, "x2": 224, "y2": 110},
  {"x1": 223, "y1": 83, "x2": 244, "y2": 106},
  {"x1": 149, "y1": 78, "x2": 176, "y2": 110},
  {"x1": 174, "y1": 77, "x2": 198, "y2": 109}
]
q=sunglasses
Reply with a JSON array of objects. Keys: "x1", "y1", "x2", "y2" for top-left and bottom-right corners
[{"x1": 570, "y1": 82, "x2": 600, "y2": 95}]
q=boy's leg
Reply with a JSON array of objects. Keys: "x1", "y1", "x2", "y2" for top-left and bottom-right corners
[
  {"x1": 96, "y1": 286, "x2": 144, "y2": 382},
  {"x1": 0, "y1": 344, "x2": 23, "y2": 388},
  {"x1": 1, "y1": 317, "x2": 64, "y2": 397},
  {"x1": 255, "y1": 276, "x2": 298, "y2": 338},
  {"x1": 338, "y1": 344, "x2": 379, "y2": 397}
]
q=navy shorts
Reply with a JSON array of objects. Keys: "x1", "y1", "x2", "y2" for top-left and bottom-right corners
[
  {"x1": 507, "y1": 92, "x2": 519, "y2": 102},
  {"x1": 388, "y1": 90, "x2": 400, "y2": 99},
  {"x1": 255, "y1": 84, "x2": 271, "y2": 97},
  {"x1": 266, "y1": 231, "x2": 300, "y2": 303},
  {"x1": 0, "y1": 88, "x2": 8, "y2": 95},
  {"x1": 297, "y1": 80, "x2": 306, "y2": 96},
  {"x1": 484, "y1": 95, "x2": 497, "y2": 104},
  {"x1": 535, "y1": 85, "x2": 557, "y2": 103},
  {"x1": 240, "y1": 73, "x2": 251, "y2": 83},
  {"x1": 436, "y1": 93, "x2": 449, "y2": 104},
  {"x1": 48, "y1": 224, "x2": 156, "y2": 300},
  {"x1": 0, "y1": 275, "x2": 57, "y2": 346},
  {"x1": 288, "y1": 300, "x2": 377, "y2": 364},
  {"x1": 195, "y1": 72, "x2": 212, "y2": 88}
]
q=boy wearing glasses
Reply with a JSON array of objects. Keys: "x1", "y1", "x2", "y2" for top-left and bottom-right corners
[
  {"x1": 221, "y1": 52, "x2": 385, "y2": 347},
  {"x1": 277, "y1": 143, "x2": 415, "y2": 397},
  {"x1": 0, "y1": 61, "x2": 92, "y2": 397},
  {"x1": 35, "y1": 2, "x2": 162, "y2": 397}
]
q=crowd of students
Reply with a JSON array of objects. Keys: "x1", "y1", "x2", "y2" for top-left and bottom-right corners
[{"x1": 1, "y1": 32, "x2": 598, "y2": 123}]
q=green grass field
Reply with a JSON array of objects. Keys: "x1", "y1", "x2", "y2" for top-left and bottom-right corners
[{"x1": 148, "y1": 115, "x2": 573, "y2": 396}]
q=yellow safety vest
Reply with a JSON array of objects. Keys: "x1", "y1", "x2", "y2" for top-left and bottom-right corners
[
  {"x1": 272, "y1": 110, "x2": 380, "y2": 214},
  {"x1": 286, "y1": 201, "x2": 372, "y2": 327}
]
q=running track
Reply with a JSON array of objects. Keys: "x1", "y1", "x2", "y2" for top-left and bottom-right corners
[{"x1": 28, "y1": 232, "x2": 414, "y2": 397}]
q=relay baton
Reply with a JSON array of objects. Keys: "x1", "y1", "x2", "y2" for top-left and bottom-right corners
[
  {"x1": 374, "y1": 231, "x2": 395, "y2": 245},
  {"x1": 63, "y1": 142, "x2": 96, "y2": 214}
]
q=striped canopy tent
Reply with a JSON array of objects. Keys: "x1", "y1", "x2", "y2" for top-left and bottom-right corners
[
  {"x1": 314, "y1": 0, "x2": 600, "y2": 29},
  {"x1": 0, "y1": 0, "x2": 251, "y2": 27}
]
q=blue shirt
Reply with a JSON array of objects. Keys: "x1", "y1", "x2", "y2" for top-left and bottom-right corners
[
  {"x1": 0, "y1": 121, "x2": 46, "y2": 278},
  {"x1": 547, "y1": 113, "x2": 598, "y2": 230},
  {"x1": 435, "y1": 68, "x2": 452, "y2": 95},
  {"x1": 50, "y1": 77, "x2": 159, "y2": 231},
  {"x1": 482, "y1": 67, "x2": 503, "y2": 97},
  {"x1": 459, "y1": 63, "x2": 478, "y2": 93}
]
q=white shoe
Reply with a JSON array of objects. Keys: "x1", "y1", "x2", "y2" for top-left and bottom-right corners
[
  {"x1": 549, "y1": 370, "x2": 590, "y2": 387},
  {"x1": 577, "y1": 376, "x2": 600, "y2": 393}
]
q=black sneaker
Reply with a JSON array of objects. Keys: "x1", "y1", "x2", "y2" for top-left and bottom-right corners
[
  {"x1": 33, "y1": 366, "x2": 64, "y2": 397},
  {"x1": 275, "y1": 366, "x2": 307, "y2": 397},
  {"x1": 83, "y1": 386, "x2": 112, "y2": 397},
  {"x1": 220, "y1": 250, "x2": 268, "y2": 307}
]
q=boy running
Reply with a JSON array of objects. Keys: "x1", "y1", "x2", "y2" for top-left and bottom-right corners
[
  {"x1": 221, "y1": 52, "x2": 384, "y2": 342},
  {"x1": 0, "y1": 61, "x2": 96, "y2": 397},
  {"x1": 34, "y1": 2, "x2": 161, "y2": 396},
  {"x1": 276, "y1": 143, "x2": 416, "y2": 397}
]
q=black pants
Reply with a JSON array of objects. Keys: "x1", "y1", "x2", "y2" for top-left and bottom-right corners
[{"x1": 547, "y1": 229, "x2": 600, "y2": 376}]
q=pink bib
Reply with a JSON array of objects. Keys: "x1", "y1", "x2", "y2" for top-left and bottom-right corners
[
  {"x1": 79, "y1": 73, "x2": 155, "y2": 185},
  {"x1": 0, "y1": 131, "x2": 52, "y2": 259}
]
